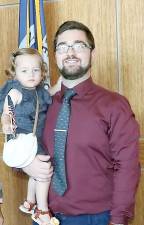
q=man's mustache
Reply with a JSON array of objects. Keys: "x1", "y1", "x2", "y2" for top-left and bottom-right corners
[{"x1": 64, "y1": 56, "x2": 79, "y2": 60}]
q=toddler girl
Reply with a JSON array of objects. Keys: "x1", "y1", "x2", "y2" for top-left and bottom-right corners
[{"x1": 0, "y1": 48, "x2": 59, "y2": 225}]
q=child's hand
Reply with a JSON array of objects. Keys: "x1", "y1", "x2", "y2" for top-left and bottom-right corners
[
  {"x1": 2, "y1": 123, "x2": 14, "y2": 134},
  {"x1": 1, "y1": 114, "x2": 17, "y2": 134}
]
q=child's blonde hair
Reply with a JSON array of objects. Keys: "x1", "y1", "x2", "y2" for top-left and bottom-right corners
[{"x1": 5, "y1": 48, "x2": 48, "y2": 82}]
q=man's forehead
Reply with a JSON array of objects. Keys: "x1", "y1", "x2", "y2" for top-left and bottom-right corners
[{"x1": 57, "y1": 29, "x2": 87, "y2": 43}]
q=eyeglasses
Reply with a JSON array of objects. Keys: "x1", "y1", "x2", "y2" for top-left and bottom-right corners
[{"x1": 56, "y1": 41, "x2": 92, "y2": 54}]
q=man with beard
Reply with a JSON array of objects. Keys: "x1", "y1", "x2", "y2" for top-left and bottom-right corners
[{"x1": 25, "y1": 21, "x2": 140, "y2": 225}]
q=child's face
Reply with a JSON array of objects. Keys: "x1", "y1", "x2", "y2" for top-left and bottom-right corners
[{"x1": 15, "y1": 54, "x2": 42, "y2": 88}]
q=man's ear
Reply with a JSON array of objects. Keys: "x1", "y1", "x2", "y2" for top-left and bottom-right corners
[{"x1": 91, "y1": 48, "x2": 96, "y2": 63}]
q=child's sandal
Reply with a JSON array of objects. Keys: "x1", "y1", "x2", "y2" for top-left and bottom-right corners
[
  {"x1": 19, "y1": 200, "x2": 36, "y2": 214},
  {"x1": 31, "y1": 208, "x2": 59, "y2": 225}
]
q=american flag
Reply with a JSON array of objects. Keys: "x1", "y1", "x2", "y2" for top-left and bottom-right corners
[
  {"x1": 7, "y1": 95, "x2": 17, "y2": 137},
  {"x1": 18, "y1": 0, "x2": 50, "y2": 86}
]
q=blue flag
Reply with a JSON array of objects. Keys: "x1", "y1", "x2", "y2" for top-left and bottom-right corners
[{"x1": 18, "y1": 0, "x2": 50, "y2": 84}]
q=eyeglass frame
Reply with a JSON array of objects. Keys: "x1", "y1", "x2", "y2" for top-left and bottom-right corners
[{"x1": 55, "y1": 40, "x2": 92, "y2": 54}]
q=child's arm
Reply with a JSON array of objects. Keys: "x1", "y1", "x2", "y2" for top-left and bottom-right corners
[{"x1": 1, "y1": 89, "x2": 22, "y2": 134}]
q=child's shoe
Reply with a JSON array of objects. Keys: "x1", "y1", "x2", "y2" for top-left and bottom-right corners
[
  {"x1": 31, "y1": 208, "x2": 60, "y2": 225},
  {"x1": 19, "y1": 200, "x2": 36, "y2": 214}
]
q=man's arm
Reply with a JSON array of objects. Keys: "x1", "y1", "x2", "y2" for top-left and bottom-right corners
[{"x1": 109, "y1": 96, "x2": 140, "y2": 224}]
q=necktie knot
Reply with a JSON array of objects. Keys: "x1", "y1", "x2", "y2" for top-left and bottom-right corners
[{"x1": 63, "y1": 89, "x2": 76, "y2": 103}]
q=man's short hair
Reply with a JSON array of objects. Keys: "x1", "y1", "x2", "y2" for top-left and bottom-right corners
[{"x1": 54, "y1": 20, "x2": 95, "y2": 51}]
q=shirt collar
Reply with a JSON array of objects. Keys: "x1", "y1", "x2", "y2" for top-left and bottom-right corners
[{"x1": 57, "y1": 77, "x2": 96, "y2": 99}]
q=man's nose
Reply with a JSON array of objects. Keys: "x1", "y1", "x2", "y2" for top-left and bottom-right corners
[{"x1": 67, "y1": 46, "x2": 75, "y2": 55}]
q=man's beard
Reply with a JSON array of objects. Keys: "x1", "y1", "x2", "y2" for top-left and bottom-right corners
[{"x1": 58, "y1": 57, "x2": 91, "y2": 80}]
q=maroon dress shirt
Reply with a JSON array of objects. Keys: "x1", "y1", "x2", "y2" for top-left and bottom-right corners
[{"x1": 43, "y1": 78, "x2": 140, "y2": 224}]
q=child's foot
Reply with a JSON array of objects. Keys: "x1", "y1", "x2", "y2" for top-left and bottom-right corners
[
  {"x1": 31, "y1": 208, "x2": 60, "y2": 225},
  {"x1": 19, "y1": 200, "x2": 36, "y2": 214}
]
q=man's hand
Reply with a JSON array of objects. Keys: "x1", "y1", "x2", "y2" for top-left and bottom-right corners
[{"x1": 22, "y1": 155, "x2": 53, "y2": 181}]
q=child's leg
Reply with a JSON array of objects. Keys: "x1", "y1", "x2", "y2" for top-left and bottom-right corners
[
  {"x1": 32, "y1": 179, "x2": 60, "y2": 224},
  {"x1": 27, "y1": 177, "x2": 36, "y2": 204},
  {"x1": 35, "y1": 179, "x2": 50, "y2": 211},
  {"x1": 19, "y1": 177, "x2": 36, "y2": 214}
]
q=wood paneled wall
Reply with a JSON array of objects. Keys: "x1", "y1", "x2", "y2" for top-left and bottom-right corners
[{"x1": 0, "y1": 0, "x2": 144, "y2": 225}]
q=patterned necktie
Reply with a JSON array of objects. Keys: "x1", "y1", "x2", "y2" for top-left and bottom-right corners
[{"x1": 52, "y1": 89, "x2": 76, "y2": 196}]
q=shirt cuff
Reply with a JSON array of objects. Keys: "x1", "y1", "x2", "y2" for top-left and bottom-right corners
[
  {"x1": 111, "y1": 223, "x2": 124, "y2": 225},
  {"x1": 111, "y1": 215, "x2": 128, "y2": 225}
]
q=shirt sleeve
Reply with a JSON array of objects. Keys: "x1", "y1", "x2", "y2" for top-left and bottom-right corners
[{"x1": 108, "y1": 95, "x2": 140, "y2": 224}]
